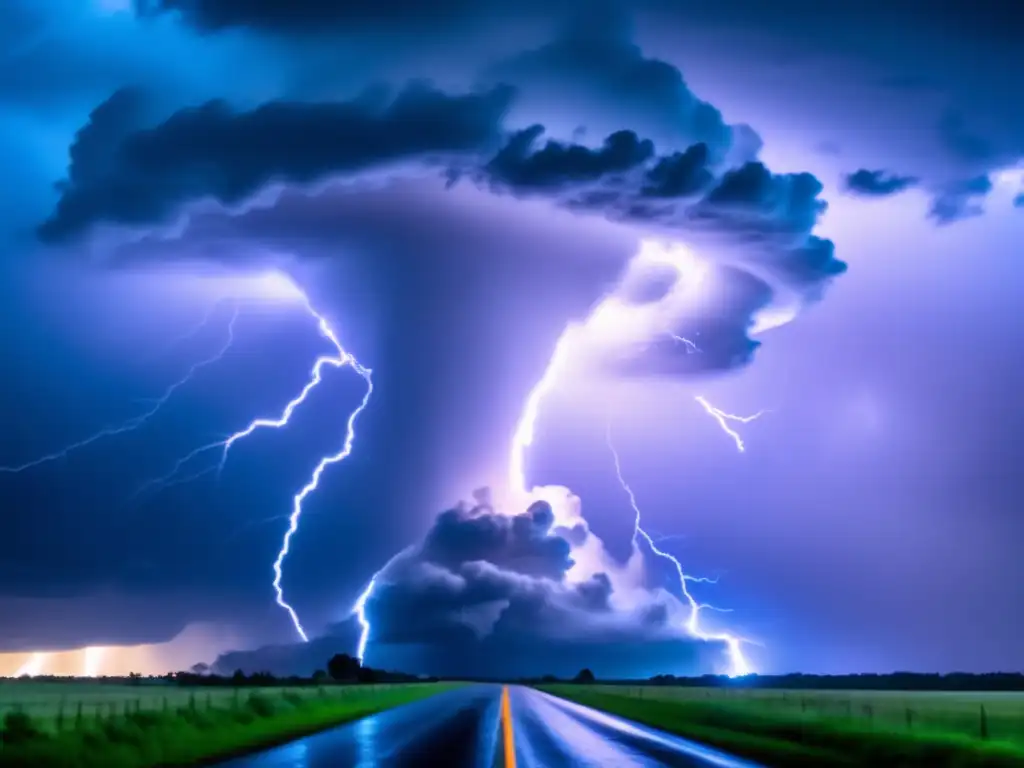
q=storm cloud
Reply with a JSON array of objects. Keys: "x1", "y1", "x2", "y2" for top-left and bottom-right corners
[
  {"x1": 843, "y1": 169, "x2": 919, "y2": 197},
  {"x1": 39, "y1": 82, "x2": 514, "y2": 241},
  {"x1": 929, "y1": 175, "x2": 994, "y2": 224},
  {"x1": 358, "y1": 490, "x2": 722, "y2": 677}
]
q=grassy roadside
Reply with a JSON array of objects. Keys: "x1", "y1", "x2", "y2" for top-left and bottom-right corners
[
  {"x1": 539, "y1": 685, "x2": 1024, "y2": 767},
  {"x1": 0, "y1": 683, "x2": 458, "y2": 768}
]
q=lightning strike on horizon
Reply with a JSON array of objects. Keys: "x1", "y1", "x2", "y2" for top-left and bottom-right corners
[
  {"x1": 605, "y1": 424, "x2": 750, "y2": 676},
  {"x1": 138, "y1": 282, "x2": 373, "y2": 643},
  {"x1": 693, "y1": 395, "x2": 767, "y2": 453},
  {"x1": 0, "y1": 305, "x2": 239, "y2": 475},
  {"x1": 353, "y1": 577, "x2": 376, "y2": 663},
  {"x1": 354, "y1": 241, "x2": 756, "y2": 667},
  {"x1": 15, "y1": 652, "x2": 46, "y2": 677},
  {"x1": 83, "y1": 646, "x2": 105, "y2": 678}
]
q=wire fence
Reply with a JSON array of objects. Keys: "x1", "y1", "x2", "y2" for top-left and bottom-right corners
[
  {"x1": 592, "y1": 685, "x2": 1024, "y2": 745},
  {"x1": 0, "y1": 682, "x2": 404, "y2": 733}
]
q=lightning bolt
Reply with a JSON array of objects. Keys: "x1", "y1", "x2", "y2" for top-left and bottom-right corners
[
  {"x1": 83, "y1": 647, "x2": 105, "y2": 678},
  {"x1": 509, "y1": 326, "x2": 580, "y2": 499},
  {"x1": 693, "y1": 395, "x2": 766, "y2": 453},
  {"x1": 351, "y1": 242, "x2": 761, "y2": 668},
  {"x1": 353, "y1": 577, "x2": 376, "y2": 663},
  {"x1": 606, "y1": 424, "x2": 750, "y2": 676},
  {"x1": 139, "y1": 285, "x2": 373, "y2": 643},
  {"x1": 668, "y1": 332, "x2": 699, "y2": 353},
  {"x1": 0, "y1": 304, "x2": 239, "y2": 474}
]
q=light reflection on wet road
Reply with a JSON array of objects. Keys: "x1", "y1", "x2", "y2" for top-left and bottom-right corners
[{"x1": 216, "y1": 684, "x2": 762, "y2": 767}]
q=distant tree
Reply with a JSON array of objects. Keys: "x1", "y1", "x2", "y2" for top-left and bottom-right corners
[
  {"x1": 541, "y1": 674, "x2": 558, "y2": 683},
  {"x1": 573, "y1": 668, "x2": 596, "y2": 684},
  {"x1": 190, "y1": 663, "x2": 211, "y2": 676},
  {"x1": 232, "y1": 669, "x2": 247, "y2": 685},
  {"x1": 128, "y1": 672, "x2": 142, "y2": 685},
  {"x1": 327, "y1": 654, "x2": 361, "y2": 682},
  {"x1": 312, "y1": 669, "x2": 328, "y2": 682}
]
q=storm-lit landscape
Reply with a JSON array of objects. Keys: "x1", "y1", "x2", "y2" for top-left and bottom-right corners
[{"x1": 2, "y1": 0, "x2": 1022, "y2": 765}]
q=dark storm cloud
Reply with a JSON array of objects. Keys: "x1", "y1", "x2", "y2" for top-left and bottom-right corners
[
  {"x1": 485, "y1": 126, "x2": 654, "y2": 191},
  {"x1": 659, "y1": 0, "x2": 1023, "y2": 220},
  {"x1": 135, "y1": 0, "x2": 503, "y2": 33},
  {"x1": 349, "y1": 491, "x2": 710, "y2": 677},
  {"x1": 40, "y1": 82, "x2": 514, "y2": 242},
  {"x1": 479, "y1": 127, "x2": 845, "y2": 295},
  {"x1": 843, "y1": 169, "x2": 919, "y2": 198},
  {"x1": 488, "y1": 6, "x2": 762, "y2": 161},
  {"x1": 210, "y1": 490, "x2": 696, "y2": 679},
  {"x1": 928, "y1": 175, "x2": 994, "y2": 225},
  {"x1": 46, "y1": 64, "x2": 842, "y2": 381}
]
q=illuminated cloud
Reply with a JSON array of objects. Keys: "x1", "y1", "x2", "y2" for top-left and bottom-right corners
[{"x1": 357, "y1": 490, "x2": 726, "y2": 677}]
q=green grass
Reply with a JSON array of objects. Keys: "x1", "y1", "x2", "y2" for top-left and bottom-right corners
[
  {"x1": 0, "y1": 681, "x2": 457, "y2": 767},
  {"x1": 540, "y1": 685, "x2": 1024, "y2": 767}
]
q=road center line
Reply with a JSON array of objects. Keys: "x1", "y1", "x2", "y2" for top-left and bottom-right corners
[{"x1": 501, "y1": 686, "x2": 517, "y2": 768}]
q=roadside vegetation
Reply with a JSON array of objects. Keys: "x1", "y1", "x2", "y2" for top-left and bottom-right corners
[
  {"x1": 0, "y1": 656, "x2": 455, "y2": 767},
  {"x1": 542, "y1": 683, "x2": 1024, "y2": 767}
]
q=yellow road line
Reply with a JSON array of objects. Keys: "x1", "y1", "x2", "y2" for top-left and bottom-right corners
[{"x1": 501, "y1": 685, "x2": 517, "y2": 768}]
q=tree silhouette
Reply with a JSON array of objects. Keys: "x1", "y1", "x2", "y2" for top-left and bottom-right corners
[
  {"x1": 573, "y1": 668, "x2": 596, "y2": 684},
  {"x1": 327, "y1": 653, "x2": 361, "y2": 681}
]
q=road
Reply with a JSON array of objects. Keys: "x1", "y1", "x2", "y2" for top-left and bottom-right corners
[{"x1": 217, "y1": 685, "x2": 762, "y2": 767}]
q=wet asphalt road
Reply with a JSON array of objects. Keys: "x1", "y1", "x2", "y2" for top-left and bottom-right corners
[{"x1": 216, "y1": 685, "x2": 761, "y2": 768}]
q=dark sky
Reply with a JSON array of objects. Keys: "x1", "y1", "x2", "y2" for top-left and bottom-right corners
[{"x1": 1, "y1": 0, "x2": 1022, "y2": 678}]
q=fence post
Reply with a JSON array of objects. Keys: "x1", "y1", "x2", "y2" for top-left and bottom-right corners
[
  {"x1": 979, "y1": 704, "x2": 989, "y2": 739},
  {"x1": 75, "y1": 701, "x2": 84, "y2": 730},
  {"x1": 905, "y1": 707, "x2": 913, "y2": 731}
]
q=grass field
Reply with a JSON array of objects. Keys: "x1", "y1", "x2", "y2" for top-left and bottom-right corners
[
  {"x1": 0, "y1": 680, "x2": 456, "y2": 767},
  {"x1": 542, "y1": 684, "x2": 1024, "y2": 767}
]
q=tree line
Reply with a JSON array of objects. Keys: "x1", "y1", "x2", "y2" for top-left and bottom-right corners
[{"x1": 526, "y1": 670, "x2": 1024, "y2": 691}]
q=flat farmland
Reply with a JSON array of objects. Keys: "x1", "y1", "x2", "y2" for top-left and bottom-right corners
[
  {"x1": 0, "y1": 680, "x2": 417, "y2": 728},
  {"x1": 594, "y1": 685, "x2": 1024, "y2": 744},
  {"x1": 543, "y1": 684, "x2": 1024, "y2": 766},
  {"x1": 0, "y1": 680, "x2": 456, "y2": 767}
]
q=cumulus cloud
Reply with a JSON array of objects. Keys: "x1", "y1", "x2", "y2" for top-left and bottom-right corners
[
  {"x1": 358, "y1": 489, "x2": 722, "y2": 677},
  {"x1": 842, "y1": 169, "x2": 919, "y2": 197}
]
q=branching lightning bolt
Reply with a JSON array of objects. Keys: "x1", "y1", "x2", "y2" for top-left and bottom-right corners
[
  {"x1": 0, "y1": 305, "x2": 239, "y2": 475},
  {"x1": 139, "y1": 288, "x2": 373, "y2": 643},
  {"x1": 606, "y1": 424, "x2": 750, "y2": 676},
  {"x1": 349, "y1": 243, "x2": 763, "y2": 668},
  {"x1": 693, "y1": 395, "x2": 766, "y2": 453}
]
